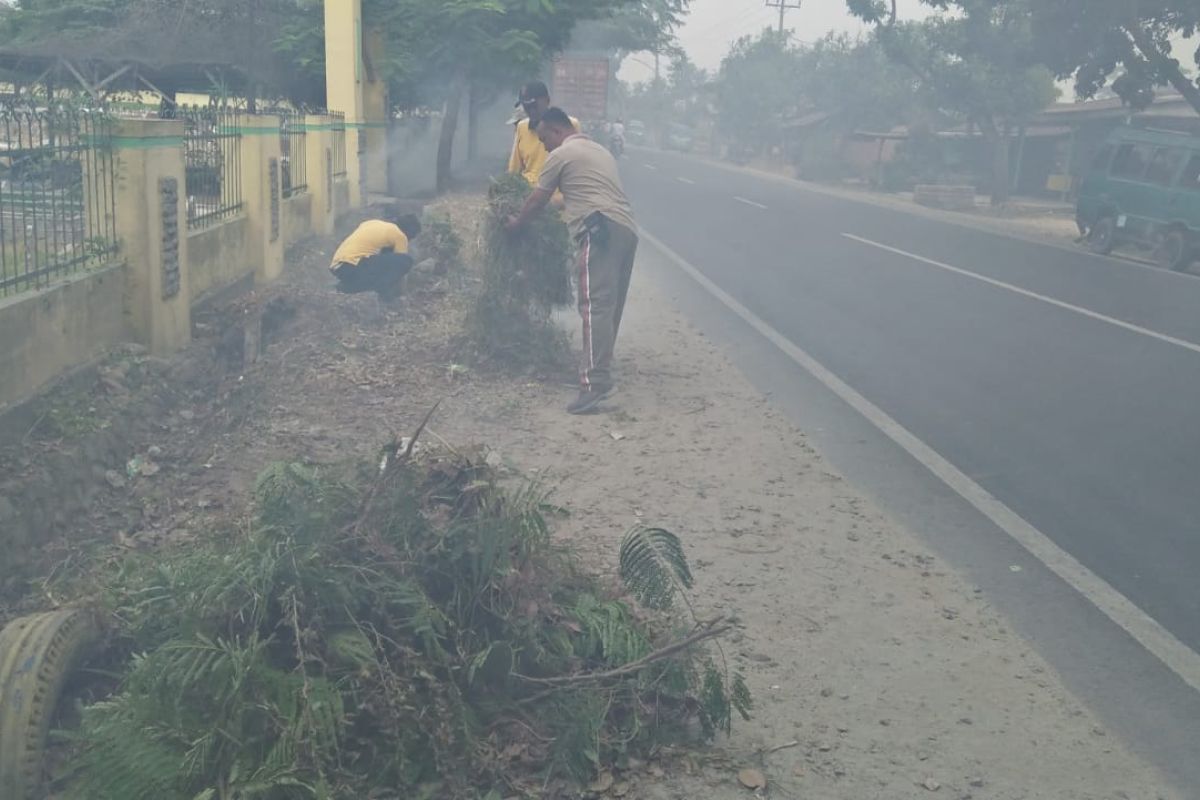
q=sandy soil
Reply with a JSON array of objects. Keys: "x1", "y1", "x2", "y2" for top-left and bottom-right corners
[
  {"x1": 2, "y1": 200, "x2": 1179, "y2": 799},
  {"x1": 466, "y1": 270, "x2": 1178, "y2": 800}
]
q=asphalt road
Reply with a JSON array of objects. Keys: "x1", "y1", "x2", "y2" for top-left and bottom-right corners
[{"x1": 621, "y1": 147, "x2": 1200, "y2": 790}]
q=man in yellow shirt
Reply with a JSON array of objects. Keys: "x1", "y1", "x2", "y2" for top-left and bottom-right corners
[
  {"x1": 508, "y1": 81, "x2": 579, "y2": 187},
  {"x1": 330, "y1": 213, "x2": 422, "y2": 300}
]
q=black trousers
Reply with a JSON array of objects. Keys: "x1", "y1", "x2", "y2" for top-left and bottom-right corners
[{"x1": 332, "y1": 252, "x2": 414, "y2": 300}]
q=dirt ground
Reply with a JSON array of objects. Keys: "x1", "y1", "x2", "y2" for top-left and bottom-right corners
[{"x1": 0, "y1": 196, "x2": 1180, "y2": 799}]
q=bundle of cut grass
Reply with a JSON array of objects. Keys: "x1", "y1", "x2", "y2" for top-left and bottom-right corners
[
  {"x1": 465, "y1": 173, "x2": 574, "y2": 370},
  {"x1": 53, "y1": 439, "x2": 748, "y2": 800}
]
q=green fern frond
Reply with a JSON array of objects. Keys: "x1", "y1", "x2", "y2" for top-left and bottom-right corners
[
  {"x1": 569, "y1": 594, "x2": 651, "y2": 667},
  {"x1": 698, "y1": 662, "x2": 732, "y2": 738},
  {"x1": 618, "y1": 527, "x2": 695, "y2": 610},
  {"x1": 731, "y1": 670, "x2": 754, "y2": 722}
]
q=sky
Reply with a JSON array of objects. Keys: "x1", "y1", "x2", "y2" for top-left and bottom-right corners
[{"x1": 619, "y1": 0, "x2": 932, "y2": 81}]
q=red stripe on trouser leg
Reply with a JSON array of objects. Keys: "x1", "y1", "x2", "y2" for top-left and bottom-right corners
[{"x1": 578, "y1": 234, "x2": 594, "y2": 390}]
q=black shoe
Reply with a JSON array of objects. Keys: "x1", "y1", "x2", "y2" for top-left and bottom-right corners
[{"x1": 567, "y1": 385, "x2": 614, "y2": 415}]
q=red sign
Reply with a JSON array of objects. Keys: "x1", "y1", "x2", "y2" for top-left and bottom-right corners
[{"x1": 551, "y1": 57, "x2": 610, "y2": 123}]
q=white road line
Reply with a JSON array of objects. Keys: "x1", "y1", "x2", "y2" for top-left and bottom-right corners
[
  {"x1": 734, "y1": 196, "x2": 768, "y2": 210},
  {"x1": 642, "y1": 228, "x2": 1200, "y2": 696},
  {"x1": 843, "y1": 233, "x2": 1200, "y2": 357},
  {"x1": 677, "y1": 177, "x2": 696, "y2": 185},
  {"x1": 644, "y1": 164, "x2": 658, "y2": 171}
]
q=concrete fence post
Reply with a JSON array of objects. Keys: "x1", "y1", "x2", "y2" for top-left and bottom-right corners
[
  {"x1": 113, "y1": 119, "x2": 191, "y2": 356},
  {"x1": 305, "y1": 114, "x2": 335, "y2": 236},
  {"x1": 242, "y1": 115, "x2": 285, "y2": 284}
]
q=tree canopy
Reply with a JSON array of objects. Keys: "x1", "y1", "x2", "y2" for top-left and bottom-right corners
[
  {"x1": 1028, "y1": 0, "x2": 1200, "y2": 114},
  {"x1": 847, "y1": 0, "x2": 1058, "y2": 204}
]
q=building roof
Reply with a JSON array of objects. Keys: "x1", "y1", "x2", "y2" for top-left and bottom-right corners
[{"x1": 1038, "y1": 91, "x2": 1197, "y2": 123}]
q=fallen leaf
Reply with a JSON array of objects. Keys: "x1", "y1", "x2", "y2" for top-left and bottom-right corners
[
  {"x1": 612, "y1": 781, "x2": 630, "y2": 797},
  {"x1": 738, "y1": 768, "x2": 767, "y2": 790},
  {"x1": 921, "y1": 777, "x2": 941, "y2": 791},
  {"x1": 609, "y1": 431, "x2": 626, "y2": 441},
  {"x1": 139, "y1": 460, "x2": 161, "y2": 477},
  {"x1": 588, "y1": 772, "x2": 614, "y2": 794}
]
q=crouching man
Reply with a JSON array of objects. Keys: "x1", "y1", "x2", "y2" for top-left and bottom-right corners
[{"x1": 330, "y1": 213, "x2": 423, "y2": 301}]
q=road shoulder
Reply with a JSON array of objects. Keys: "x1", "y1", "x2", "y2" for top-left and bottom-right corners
[{"x1": 467, "y1": 263, "x2": 1179, "y2": 799}]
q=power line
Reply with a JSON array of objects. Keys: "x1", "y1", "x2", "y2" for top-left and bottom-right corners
[{"x1": 764, "y1": 0, "x2": 803, "y2": 35}]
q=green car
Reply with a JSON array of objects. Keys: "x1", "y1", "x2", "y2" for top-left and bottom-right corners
[{"x1": 1076, "y1": 127, "x2": 1200, "y2": 271}]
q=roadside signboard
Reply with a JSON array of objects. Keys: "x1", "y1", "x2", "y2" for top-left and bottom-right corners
[{"x1": 551, "y1": 57, "x2": 610, "y2": 124}]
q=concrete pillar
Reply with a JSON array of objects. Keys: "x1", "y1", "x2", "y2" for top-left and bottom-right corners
[
  {"x1": 305, "y1": 114, "x2": 335, "y2": 236},
  {"x1": 113, "y1": 119, "x2": 191, "y2": 356},
  {"x1": 362, "y1": 30, "x2": 390, "y2": 198},
  {"x1": 242, "y1": 114, "x2": 285, "y2": 283},
  {"x1": 325, "y1": 0, "x2": 365, "y2": 208}
]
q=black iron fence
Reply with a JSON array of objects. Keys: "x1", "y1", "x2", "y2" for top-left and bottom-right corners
[
  {"x1": 330, "y1": 111, "x2": 348, "y2": 179},
  {"x1": 0, "y1": 105, "x2": 118, "y2": 297},
  {"x1": 279, "y1": 111, "x2": 307, "y2": 198},
  {"x1": 180, "y1": 107, "x2": 243, "y2": 229}
]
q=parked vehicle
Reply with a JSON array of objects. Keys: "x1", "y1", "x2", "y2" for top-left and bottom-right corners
[
  {"x1": 665, "y1": 123, "x2": 695, "y2": 153},
  {"x1": 626, "y1": 119, "x2": 647, "y2": 146},
  {"x1": 1076, "y1": 127, "x2": 1200, "y2": 271}
]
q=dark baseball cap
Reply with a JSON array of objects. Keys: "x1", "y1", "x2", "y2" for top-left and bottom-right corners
[{"x1": 515, "y1": 80, "x2": 550, "y2": 108}]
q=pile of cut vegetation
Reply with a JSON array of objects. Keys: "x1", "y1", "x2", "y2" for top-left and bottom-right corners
[
  {"x1": 465, "y1": 173, "x2": 574, "y2": 370},
  {"x1": 31, "y1": 424, "x2": 748, "y2": 799}
]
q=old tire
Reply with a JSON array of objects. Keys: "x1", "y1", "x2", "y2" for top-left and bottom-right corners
[
  {"x1": 1086, "y1": 215, "x2": 1117, "y2": 255},
  {"x1": 0, "y1": 609, "x2": 99, "y2": 800},
  {"x1": 1157, "y1": 230, "x2": 1192, "y2": 272}
]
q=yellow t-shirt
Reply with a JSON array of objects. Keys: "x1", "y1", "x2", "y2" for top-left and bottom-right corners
[
  {"x1": 508, "y1": 116, "x2": 581, "y2": 187},
  {"x1": 331, "y1": 220, "x2": 409, "y2": 269}
]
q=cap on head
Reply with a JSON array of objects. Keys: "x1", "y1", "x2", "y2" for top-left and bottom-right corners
[{"x1": 516, "y1": 80, "x2": 550, "y2": 108}]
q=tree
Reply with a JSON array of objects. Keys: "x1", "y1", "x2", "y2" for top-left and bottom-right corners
[
  {"x1": 714, "y1": 30, "x2": 805, "y2": 155},
  {"x1": 1, "y1": 0, "x2": 323, "y2": 105},
  {"x1": 361, "y1": 0, "x2": 664, "y2": 192},
  {"x1": 796, "y1": 33, "x2": 919, "y2": 134},
  {"x1": 1029, "y1": 0, "x2": 1200, "y2": 115},
  {"x1": 847, "y1": 0, "x2": 1058, "y2": 205}
]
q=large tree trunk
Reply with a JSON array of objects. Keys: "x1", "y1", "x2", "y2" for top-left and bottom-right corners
[
  {"x1": 1125, "y1": 19, "x2": 1200, "y2": 115},
  {"x1": 467, "y1": 82, "x2": 479, "y2": 162},
  {"x1": 980, "y1": 119, "x2": 1010, "y2": 206},
  {"x1": 436, "y1": 71, "x2": 468, "y2": 195}
]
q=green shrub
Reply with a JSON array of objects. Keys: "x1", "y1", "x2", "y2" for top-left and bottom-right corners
[
  {"x1": 421, "y1": 211, "x2": 463, "y2": 273},
  {"x1": 464, "y1": 174, "x2": 574, "y2": 371},
  {"x1": 57, "y1": 446, "x2": 748, "y2": 800}
]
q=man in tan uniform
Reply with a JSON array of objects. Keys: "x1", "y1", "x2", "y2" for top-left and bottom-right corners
[{"x1": 506, "y1": 108, "x2": 639, "y2": 415}]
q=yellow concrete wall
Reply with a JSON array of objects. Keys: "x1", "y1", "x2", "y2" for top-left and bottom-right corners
[
  {"x1": 0, "y1": 114, "x2": 356, "y2": 412},
  {"x1": 115, "y1": 119, "x2": 192, "y2": 356},
  {"x1": 333, "y1": 179, "x2": 352, "y2": 219},
  {"x1": 0, "y1": 265, "x2": 128, "y2": 411},
  {"x1": 325, "y1": 0, "x2": 365, "y2": 208},
  {"x1": 187, "y1": 215, "x2": 253, "y2": 299},
  {"x1": 283, "y1": 194, "x2": 315, "y2": 246}
]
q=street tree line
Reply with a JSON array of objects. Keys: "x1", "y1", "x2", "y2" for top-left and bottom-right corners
[
  {"x1": 1, "y1": 0, "x2": 689, "y2": 189},
  {"x1": 626, "y1": 0, "x2": 1198, "y2": 205}
]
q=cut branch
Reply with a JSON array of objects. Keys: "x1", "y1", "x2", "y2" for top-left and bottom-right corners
[{"x1": 515, "y1": 619, "x2": 732, "y2": 688}]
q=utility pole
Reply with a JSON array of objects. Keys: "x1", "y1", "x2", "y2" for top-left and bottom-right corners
[{"x1": 765, "y1": 0, "x2": 803, "y2": 37}]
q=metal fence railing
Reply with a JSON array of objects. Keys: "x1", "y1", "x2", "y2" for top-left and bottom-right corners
[
  {"x1": 180, "y1": 107, "x2": 243, "y2": 229},
  {"x1": 279, "y1": 111, "x2": 307, "y2": 198},
  {"x1": 0, "y1": 105, "x2": 118, "y2": 297},
  {"x1": 330, "y1": 111, "x2": 347, "y2": 179}
]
